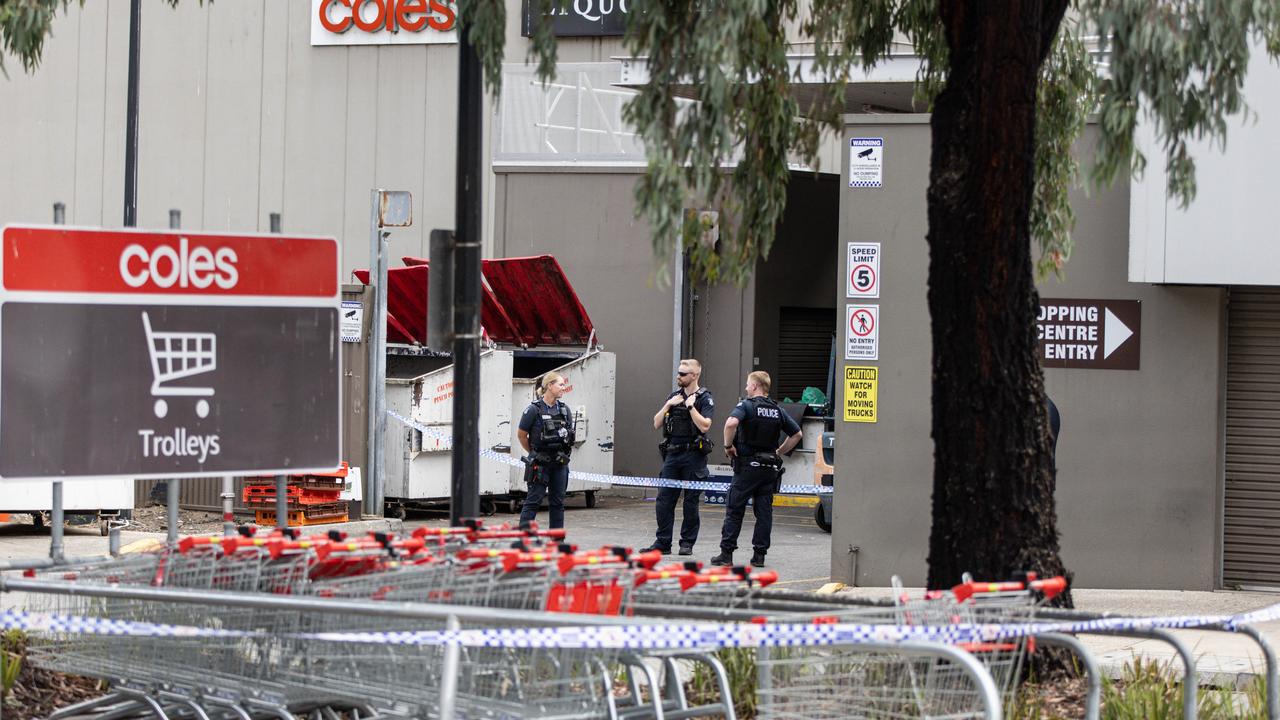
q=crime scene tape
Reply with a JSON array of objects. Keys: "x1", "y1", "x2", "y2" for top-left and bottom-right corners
[
  {"x1": 5, "y1": 603, "x2": 1280, "y2": 649},
  {"x1": 387, "y1": 409, "x2": 833, "y2": 496}
]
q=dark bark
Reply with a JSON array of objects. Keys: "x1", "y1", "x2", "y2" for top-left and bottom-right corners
[{"x1": 924, "y1": 0, "x2": 1073, "y2": 604}]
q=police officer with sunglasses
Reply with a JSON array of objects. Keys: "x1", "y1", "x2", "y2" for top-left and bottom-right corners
[{"x1": 641, "y1": 358, "x2": 715, "y2": 555}]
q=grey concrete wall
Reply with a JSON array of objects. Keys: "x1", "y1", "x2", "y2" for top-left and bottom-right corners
[
  {"x1": 0, "y1": 0, "x2": 631, "y2": 273},
  {"x1": 831, "y1": 117, "x2": 1225, "y2": 590},
  {"x1": 493, "y1": 170, "x2": 697, "y2": 479}
]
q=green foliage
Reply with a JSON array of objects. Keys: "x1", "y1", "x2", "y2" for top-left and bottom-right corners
[
  {"x1": 621, "y1": 0, "x2": 804, "y2": 285},
  {"x1": 457, "y1": 0, "x2": 508, "y2": 96},
  {"x1": 0, "y1": 0, "x2": 74, "y2": 74},
  {"x1": 1, "y1": 630, "x2": 25, "y2": 702},
  {"x1": 1032, "y1": 19, "x2": 1097, "y2": 278},
  {"x1": 1096, "y1": 658, "x2": 1264, "y2": 720},
  {"x1": 1082, "y1": 0, "x2": 1280, "y2": 209},
  {"x1": 686, "y1": 647, "x2": 757, "y2": 719}
]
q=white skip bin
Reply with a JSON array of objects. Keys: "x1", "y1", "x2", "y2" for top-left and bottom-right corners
[
  {"x1": 367, "y1": 255, "x2": 615, "y2": 515},
  {"x1": 507, "y1": 349, "x2": 616, "y2": 502},
  {"x1": 2, "y1": 479, "x2": 134, "y2": 535}
]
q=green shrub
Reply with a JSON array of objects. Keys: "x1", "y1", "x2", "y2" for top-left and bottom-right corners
[{"x1": 1, "y1": 630, "x2": 25, "y2": 702}]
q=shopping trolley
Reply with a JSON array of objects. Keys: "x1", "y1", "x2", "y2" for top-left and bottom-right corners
[
  {"x1": 141, "y1": 311, "x2": 217, "y2": 419},
  {"x1": 754, "y1": 573, "x2": 1067, "y2": 719}
]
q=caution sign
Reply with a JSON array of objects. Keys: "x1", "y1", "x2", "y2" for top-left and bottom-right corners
[
  {"x1": 1037, "y1": 299, "x2": 1141, "y2": 370},
  {"x1": 844, "y1": 366, "x2": 878, "y2": 423},
  {"x1": 846, "y1": 243, "x2": 881, "y2": 299},
  {"x1": 846, "y1": 304, "x2": 879, "y2": 361}
]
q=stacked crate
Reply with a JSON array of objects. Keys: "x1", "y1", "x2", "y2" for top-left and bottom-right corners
[{"x1": 243, "y1": 463, "x2": 350, "y2": 526}]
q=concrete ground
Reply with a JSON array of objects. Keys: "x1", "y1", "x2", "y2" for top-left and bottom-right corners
[
  {"x1": 3, "y1": 499, "x2": 1280, "y2": 688},
  {"x1": 401, "y1": 494, "x2": 835, "y2": 591}
]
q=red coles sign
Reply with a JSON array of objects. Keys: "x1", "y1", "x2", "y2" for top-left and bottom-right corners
[{"x1": 318, "y1": 0, "x2": 456, "y2": 35}]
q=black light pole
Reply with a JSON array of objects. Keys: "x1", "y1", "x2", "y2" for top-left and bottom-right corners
[
  {"x1": 123, "y1": 0, "x2": 142, "y2": 228},
  {"x1": 450, "y1": 25, "x2": 483, "y2": 525}
]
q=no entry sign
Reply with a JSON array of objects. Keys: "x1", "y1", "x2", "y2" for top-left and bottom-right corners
[
  {"x1": 0, "y1": 226, "x2": 341, "y2": 480},
  {"x1": 845, "y1": 304, "x2": 880, "y2": 361}
]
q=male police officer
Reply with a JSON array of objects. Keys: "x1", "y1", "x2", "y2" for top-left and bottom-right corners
[
  {"x1": 642, "y1": 359, "x2": 714, "y2": 555},
  {"x1": 712, "y1": 371, "x2": 802, "y2": 567}
]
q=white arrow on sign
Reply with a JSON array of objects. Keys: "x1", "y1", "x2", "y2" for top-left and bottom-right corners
[{"x1": 1104, "y1": 307, "x2": 1133, "y2": 358}]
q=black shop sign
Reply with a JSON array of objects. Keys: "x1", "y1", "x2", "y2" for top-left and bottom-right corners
[
  {"x1": 521, "y1": 0, "x2": 629, "y2": 37},
  {"x1": 1036, "y1": 299, "x2": 1141, "y2": 370}
]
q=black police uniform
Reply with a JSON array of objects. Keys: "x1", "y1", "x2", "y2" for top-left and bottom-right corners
[
  {"x1": 718, "y1": 395, "x2": 800, "y2": 563},
  {"x1": 647, "y1": 388, "x2": 715, "y2": 553},
  {"x1": 517, "y1": 399, "x2": 575, "y2": 529}
]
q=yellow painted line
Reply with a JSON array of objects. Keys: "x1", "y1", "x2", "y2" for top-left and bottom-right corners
[
  {"x1": 770, "y1": 576, "x2": 834, "y2": 586},
  {"x1": 773, "y1": 495, "x2": 819, "y2": 508}
]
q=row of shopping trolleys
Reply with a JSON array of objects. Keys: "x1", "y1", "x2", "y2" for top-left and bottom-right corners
[{"x1": 19, "y1": 519, "x2": 1066, "y2": 720}]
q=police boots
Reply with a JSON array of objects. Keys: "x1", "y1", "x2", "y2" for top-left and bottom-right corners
[{"x1": 710, "y1": 551, "x2": 733, "y2": 567}]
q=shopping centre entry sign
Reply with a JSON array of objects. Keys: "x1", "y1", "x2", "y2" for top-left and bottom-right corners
[{"x1": 0, "y1": 225, "x2": 341, "y2": 480}]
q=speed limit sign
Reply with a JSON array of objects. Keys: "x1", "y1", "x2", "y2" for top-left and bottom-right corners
[{"x1": 847, "y1": 243, "x2": 881, "y2": 298}]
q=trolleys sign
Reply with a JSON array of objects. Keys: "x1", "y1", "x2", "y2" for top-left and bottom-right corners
[{"x1": 0, "y1": 225, "x2": 341, "y2": 481}]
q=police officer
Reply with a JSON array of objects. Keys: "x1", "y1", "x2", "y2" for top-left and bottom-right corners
[
  {"x1": 712, "y1": 371, "x2": 802, "y2": 567},
  {"x1": 517, "y1": 371, "x2": 575, "y2": 530},
  {"x1": 642, "y1": 358, "x2": 714, "y2": 555}
]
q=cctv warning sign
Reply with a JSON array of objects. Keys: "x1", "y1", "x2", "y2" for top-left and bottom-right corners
[{"x1": 844, "y1": 366, "x2": 878, "y2": 423}]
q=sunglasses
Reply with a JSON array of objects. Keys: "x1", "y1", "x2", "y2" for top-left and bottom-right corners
[{"x1": 676, "y1": 371, "x2": 692, "y2": 377}]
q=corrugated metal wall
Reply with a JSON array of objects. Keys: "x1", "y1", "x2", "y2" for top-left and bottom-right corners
[
  {"x1": 134, "y1": 478, "x2": 250, "y2": 514},
  {"x1": 1223, "y1": 287, "x2": 1280, "y2": 588}
]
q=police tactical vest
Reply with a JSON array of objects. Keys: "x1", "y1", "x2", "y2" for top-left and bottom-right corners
[
  {"x1": 740, "y1": 396, "x2": 784, "y2": 453},
  {"x1": 663, "y1": 390, "x2": 705, "y2": 439},
  {"x1": 533, "y1": 402, "x2": 574, "y2": 451}
]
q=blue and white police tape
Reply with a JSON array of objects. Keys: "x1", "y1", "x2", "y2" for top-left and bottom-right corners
[
  {"x1": 387, "y1": 409, "x2": 832, "y2": 496},
  {"x1": 0, "y1": 608, "x2": 251, "y2": 639},
  {"x1": 6, "y1": 603, "x2": 1280, "y2": 649}
]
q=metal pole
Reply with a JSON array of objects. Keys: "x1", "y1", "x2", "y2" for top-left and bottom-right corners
[
  {"x1": 123, "y1": 0, "x2": 141, "y2": 228},
  {"x1": 438, "y1": 614, "x2": 462, "y2": 720},
  {"x1": 451, "y1": 23, "x2": 483, "y2": 525},
  {"x1": 166, "y1": 479, "x2": 179, "y2": 544},
  {"x1": 1036, "y1": 634, "x2": 1100, "y2": 720},
  {"x1": 0, "y1": 577, "x2": 664, "y2": 627},
  {"x1": 366, "y1": 194, "x2": 389, "y2": 517},
  {"x1": 49, "y1": 482, "x2": 64, "y2": 562},
  {"x1": 1233, "y1": 625, "x2": 1280, "y2": 720},
  {"x1": 47, "y1": 204, "x2": 67, "y2": 567},
  {"x1": 672, "y1": 244, "x2": 683, "y2": 372},
  {"x1": 221, "y1": 476, "x2": 236, "y2": 537},
  {"x1": 275, "y1": 475, "x2": 288, "y2": 532}
]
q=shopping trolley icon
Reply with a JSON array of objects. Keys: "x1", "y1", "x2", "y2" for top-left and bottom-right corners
[{"x1": 142, "y1": 312, "x2": 217, "y2": 419}]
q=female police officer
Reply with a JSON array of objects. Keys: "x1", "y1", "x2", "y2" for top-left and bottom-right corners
[{"x1": 517, "y1": 371, "x2": 575, "y2": 529}]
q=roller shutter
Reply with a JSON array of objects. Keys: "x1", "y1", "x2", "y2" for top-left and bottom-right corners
[
  {"x1": 777, "y1": 307, "x2": 836, "y2": 402},
  {"x1": 1223, "y1": 287, "x2": 1280, "y2": 588}
]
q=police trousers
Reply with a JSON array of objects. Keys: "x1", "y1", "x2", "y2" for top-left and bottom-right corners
[
  {"x1": 719, "y1": 463, "x2": 778, "y2": 555},
  {"x1": 520, "y1": 462, "x2": 569, "y2": 529},
  {"x1": 652, "y1": 449, "x2": 708, "y2": 550}
]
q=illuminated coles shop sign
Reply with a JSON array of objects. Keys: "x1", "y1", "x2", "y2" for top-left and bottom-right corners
[{"x1": 311, "y1": 0, "x2": 458, "y2": 46}]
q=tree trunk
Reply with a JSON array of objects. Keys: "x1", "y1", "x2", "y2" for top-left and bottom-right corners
[{"x1": 925, "y1": 0, "x2": 1072, "y2": 599}]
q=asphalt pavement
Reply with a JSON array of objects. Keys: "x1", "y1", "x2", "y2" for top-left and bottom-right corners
[{"x1": 402, "y1": 494, "x2": 836, "y2": 591}]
